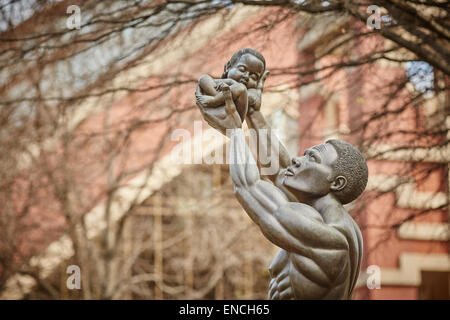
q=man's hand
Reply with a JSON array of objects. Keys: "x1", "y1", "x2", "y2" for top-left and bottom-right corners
[
  {"x1": 244, "y1": 68, "x2": 291, "y2": 182},
  {"x1": 195, "y1": 84, "x2": 242, "y2": 135},
  {"x1": 248, "y1": 70, "x2": 270, "y2": 115},
  {"x1": 221, "y1": 84, "x2": 241, "y2": 126},
  {"x1": 257, "y1": 69, "x2": 270, "y2": 91}
]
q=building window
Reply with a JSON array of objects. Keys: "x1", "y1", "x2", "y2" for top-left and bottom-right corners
[{"x1": 419, "y1": 271, "x2": 450, "y2": 300}]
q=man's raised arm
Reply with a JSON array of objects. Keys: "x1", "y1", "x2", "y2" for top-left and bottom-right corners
[
  {"x1": 229, "y1": 128, "x2": 348, "y2": 256},
  {"x1": 246, "y1": 110, "x2": 291, "y2": 182},
  {"x1": 245, "y1": 69, "x2": 291, "y2": 183}
]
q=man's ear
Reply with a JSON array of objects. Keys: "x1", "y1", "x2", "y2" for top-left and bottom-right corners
[{"x1": 330, "y1": 176, "x2": 347, "y2": 191}]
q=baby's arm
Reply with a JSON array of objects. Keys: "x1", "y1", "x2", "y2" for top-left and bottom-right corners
[{"x1": 199, "y1": 74, "x2": 219, "y2": 96}]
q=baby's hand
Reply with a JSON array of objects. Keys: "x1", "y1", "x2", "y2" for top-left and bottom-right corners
[
  {"x1": 216, "y1": 79, "x2": 237, "y2": 91},
  {"x1": 216, "y1": 82, "x2": 227, "y2": 92}
]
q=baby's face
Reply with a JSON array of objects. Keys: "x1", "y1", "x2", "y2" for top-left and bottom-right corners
[{"x1": 227, "y1": 54, "x2": 264, "y2": 89}]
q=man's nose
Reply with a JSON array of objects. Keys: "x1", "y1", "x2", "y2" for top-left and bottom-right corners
[
  {"x1": 242, "y1": 72, "x2": 249, "y2": 80},
  {"x1": 292, "y1": 157, "x2": 301, "y2": 167}
]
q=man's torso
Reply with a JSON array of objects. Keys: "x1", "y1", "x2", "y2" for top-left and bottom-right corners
[{"x1": 268, "y1": 204, "x2": 362, "y2": 300}]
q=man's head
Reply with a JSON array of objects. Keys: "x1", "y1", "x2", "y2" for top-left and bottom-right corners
[
  {"x1": 282, "y1": 140, "x2": 368, "y2": 205},
  {"x1": 222, "y1": 48, "x2": 265, "y2": 89}
]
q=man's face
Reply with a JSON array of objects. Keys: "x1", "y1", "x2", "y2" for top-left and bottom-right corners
[
  {"x1": 227, "y1": 54, "x2": 264, "y2": 89},
  {"x1": 282, "y1": 143, "x2": 338, "y2": 201}
]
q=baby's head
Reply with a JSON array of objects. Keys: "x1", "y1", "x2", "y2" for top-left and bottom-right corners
[{"x1": 222, "y1": 48, "x2": 265, "y2": 89}]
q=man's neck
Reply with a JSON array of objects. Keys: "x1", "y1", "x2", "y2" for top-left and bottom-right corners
[{"x1": 310, "y1": 193, "x2": 343, "y2": 223}]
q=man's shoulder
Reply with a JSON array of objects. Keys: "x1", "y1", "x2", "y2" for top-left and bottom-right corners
[{"x1": 279, "y1": 202, "x2": 324, "y2": 222}]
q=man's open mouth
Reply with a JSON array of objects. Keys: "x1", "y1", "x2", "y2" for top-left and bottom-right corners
[{"x1": 285, "y1": 168, "x2": 294, "y2": 176}]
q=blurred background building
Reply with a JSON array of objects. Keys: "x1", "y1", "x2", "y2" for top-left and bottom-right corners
[{"x1": 0, "y1": 0, "x2": 448, "y2": 299}]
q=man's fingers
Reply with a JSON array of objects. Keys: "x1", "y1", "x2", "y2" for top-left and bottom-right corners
[
  {"x1": 222, "y1": 85, "x2": 242, "y2": 128},
  {"x1": 222, "y1": 85, "x2": 234, "y2": 114},
  {"x1": 262, "y1": 70, "x2": 270, "y2": 83},
  {"x1": 257, "y1": 69, "x2": 270, "y2": 90},
  {"x1": 195, "y1": 85, "x2": 206, "y2": 111},
  {"x1": 216, "y1": 82, "x2": 225, "y2": 91}
]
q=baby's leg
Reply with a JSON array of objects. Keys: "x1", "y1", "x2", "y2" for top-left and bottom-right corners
[
  {"x1": 198, "y1": 75, "x2": 219, "y2": 96},
  {"x1": 197, "y1": 80, "x2": 247, "y2": 119},
  {"x1": 198, "y1": 75, "x2": 226, "y2": 107},
  {"x1": 201, "y1": 82, "x2": 247, "y2": 117}
]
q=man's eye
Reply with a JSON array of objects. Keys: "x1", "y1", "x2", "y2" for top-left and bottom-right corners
[
  {"x1": 308, "y1": 154, "x2": 317, "y2": 162},
  {"x1": 238, "y1": 67, "x2": 245, "y2": 72},
  {"x1": 250, "y1": 75, "x2": 258, "y2": 80}
]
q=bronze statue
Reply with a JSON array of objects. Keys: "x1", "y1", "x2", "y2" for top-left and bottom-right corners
[{"x1": 195, "y1": 48, "x2": 368, "y2": 300}]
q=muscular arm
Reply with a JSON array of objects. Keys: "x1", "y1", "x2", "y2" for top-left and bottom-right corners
[
  {"x1": 244, "y1": 69, "x2": 291, "y2": 182},
  {"x1": 246, "y1": 109, "x2": 291, "y2": 183},
  {"x1": 229, "y1": 129, "x2": 348, "y2": 257}
]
